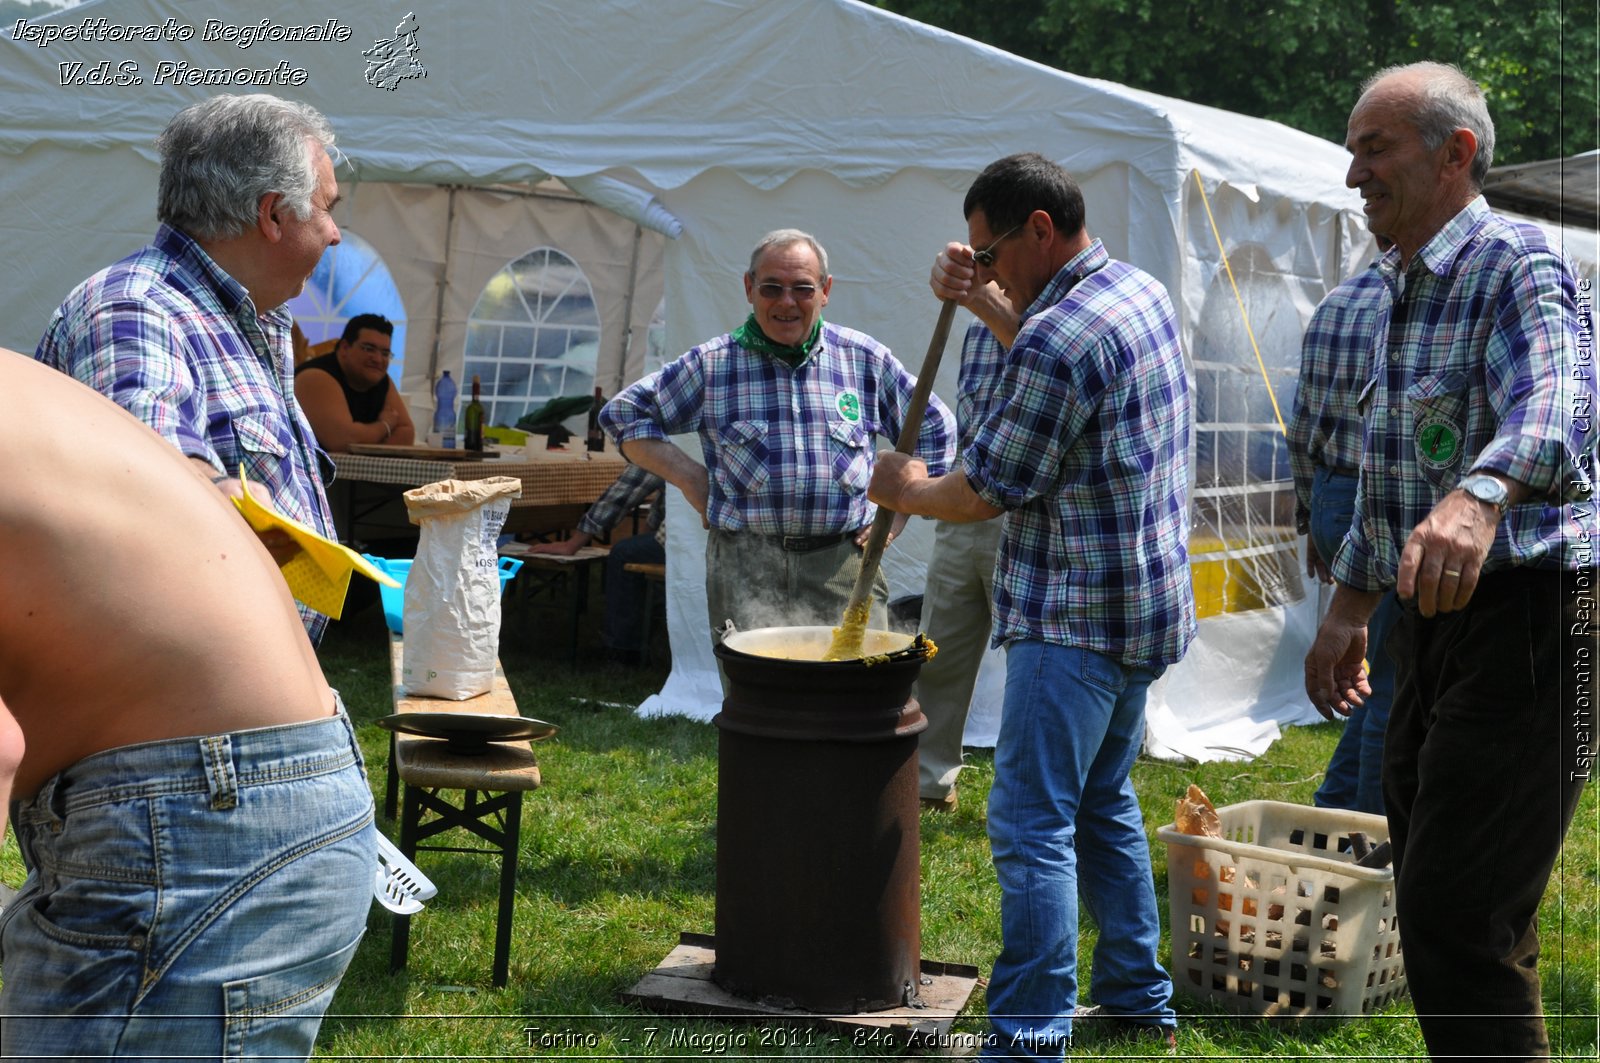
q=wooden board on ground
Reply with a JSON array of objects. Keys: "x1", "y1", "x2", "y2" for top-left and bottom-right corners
[{"x1": 620, "y1": 932, "x2": 981, "y2": 1053}]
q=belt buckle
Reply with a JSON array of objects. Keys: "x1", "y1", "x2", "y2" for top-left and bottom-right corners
[{"x1": 781, "y1": 535, "x2": 807, "y2": 552}]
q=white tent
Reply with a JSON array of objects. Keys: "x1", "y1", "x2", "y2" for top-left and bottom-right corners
[{"x1": 13, "y1": 0, "x2": 1572, "y2": 760}]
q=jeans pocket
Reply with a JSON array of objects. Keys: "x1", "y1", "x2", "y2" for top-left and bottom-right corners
[
  {"x1": 222, "y1": 930, "x2": 364, "y2": 1061},
  {"x1": 1077, "y1": 647, "x2": 1125, "y2": 694}
]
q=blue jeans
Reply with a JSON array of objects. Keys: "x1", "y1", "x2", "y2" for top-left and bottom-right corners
[
  {"x1": 1308, "y1": 466, "x2": 1395, "y2": 815},
  {"x1": 981, "y1": 641, "x2": 1174, "y2": 1061},
  {"x1": 604, "y1": 531, "x2": 666, "y2": 652},
  {"x1": 0, "y1": 709, "x2": 376, "y2": 1062}
]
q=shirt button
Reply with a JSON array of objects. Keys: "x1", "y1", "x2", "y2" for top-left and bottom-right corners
[{"x1": 1389, "y1": 465, "x2": 1399, "y2": 475}]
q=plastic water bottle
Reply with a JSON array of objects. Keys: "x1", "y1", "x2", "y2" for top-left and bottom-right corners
[{"x1": 432, "y1": 371, "x2": 457, "y2": 449}]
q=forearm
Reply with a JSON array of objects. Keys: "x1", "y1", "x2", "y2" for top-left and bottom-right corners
[
  {"x1": 620, "y1": 438, "x2": 704, "y2": 497},
  {"x1": 897, "y1": 468, "x2": 1003, "y2": 524}
]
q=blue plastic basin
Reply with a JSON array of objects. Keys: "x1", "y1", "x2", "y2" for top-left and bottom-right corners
[{"x1": 362, "y1": 555, "x2": 524, "y2": 635}]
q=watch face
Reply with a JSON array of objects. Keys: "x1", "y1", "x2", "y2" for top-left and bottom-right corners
[{"x1": 1463, "y1": 476, "x2": 1507, "y2": 507}]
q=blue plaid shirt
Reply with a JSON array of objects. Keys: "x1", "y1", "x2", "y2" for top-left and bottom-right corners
[
  {"x1": 964, "y1": 240, "x2": 1196, "y2": 666},
  {"x1": 1288, "y1": 265, "x2": 1387, "y2": 532},
  {"x1": 577, "y1": 462, "x2": 665, "y2": 538},
  {"x1": 35, "y1": 225, "x2": 336, "y2": 642},
  {"x1": 955, "y1": 320, "x2": 1009, "y2": 452},
  {"x1": 602, "y1": 321, "x2": 955, "y2": 535},
  {"x1": 1333, "y1": 198, "x2": 1597, "y2": 592}
]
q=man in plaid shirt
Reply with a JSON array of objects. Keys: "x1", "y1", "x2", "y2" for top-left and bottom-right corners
[
  {"x1": 873, "y1": 153, "x2": 1194, "y2": 1059},
  {"x1": 601, "y1": 228, "x2": 954, "y2": 640},
  {"x1": 1304, "y1": 62, "x2": 1594, "y2": 1059},
  {"x1": 35, "y1": 94, "x2": 340, "y2": 643},
  {"x1": 1287, "y1": 254, "x2": 1395, "y2": 816}
]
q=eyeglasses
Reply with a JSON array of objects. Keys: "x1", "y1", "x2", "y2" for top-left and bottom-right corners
[
  {"x1": 972, "y1": 223, "x2": 1024, "y2": 268},
  {"x1": 754, "y1": 282, "x2": 820, "y2": 302},
  {"x1": 354, "y1": 341, "x2": 394, "y2": 360}
]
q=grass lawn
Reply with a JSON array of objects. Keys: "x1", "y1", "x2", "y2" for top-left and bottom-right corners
[{"x1": 6, "y1": 576, "x2": 1596, "y2": 1059}]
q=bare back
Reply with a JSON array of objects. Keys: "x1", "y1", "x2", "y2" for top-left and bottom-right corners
[{"x1": 0, "y1": 351, "x2": 335, "y2": 799}]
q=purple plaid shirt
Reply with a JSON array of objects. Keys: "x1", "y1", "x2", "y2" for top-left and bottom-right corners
[
  {"x1": 35, "y1": 225, "x2": 336, "y2": 642},
  {"x1": 602, "y1": 321, "x2": 955, "y2": 535},
  {"x1": 577, "y1": 462, "x2": 665, "y2": 538},
  {"x1": 1333, "y1": 198, "x2": 1597, "y2": 591},
  {"x1": 1287, "y1": 265, "x2": 1387, "y2": 533},
  {"x1": 963, "y1": 239, "x2": 1196, "y2": 666}
]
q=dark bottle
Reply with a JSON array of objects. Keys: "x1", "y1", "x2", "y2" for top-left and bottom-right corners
[
  {"x1": 586, "y1": 385, "x2": 606, "y2": 452},
  {"x1": 464, "y1": 374, "x2": 485, "y2": 452}
]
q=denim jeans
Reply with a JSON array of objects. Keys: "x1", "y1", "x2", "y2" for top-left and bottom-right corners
[
  {"x1": 981, "y1": 641, "x2": 1174, "y2": 1061},
  {"x1": 603, "y1": 530, "x2": 665, "y2": 652},
  {"x1": 1308, "y1": 465, "x2": 1395, "y2": 814},
  {"x1": 0, "y1": 708, "x2": 376, "y2": 1062}
]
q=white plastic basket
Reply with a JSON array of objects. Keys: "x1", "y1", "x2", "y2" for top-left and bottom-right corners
[{"x1": 1156, "y1": 800, "x2": 1406, "y2": 1017}]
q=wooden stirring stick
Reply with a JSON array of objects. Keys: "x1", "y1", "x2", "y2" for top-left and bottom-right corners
[{"x1": 824, "y1": 298, "x2": 958, "y2": 660}]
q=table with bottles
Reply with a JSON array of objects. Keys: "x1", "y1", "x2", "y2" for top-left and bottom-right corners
[{"x1": 326, "y1": 443, "x2": 628, "y2": 543}]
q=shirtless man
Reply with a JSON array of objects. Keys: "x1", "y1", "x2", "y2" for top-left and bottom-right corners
[{"x1": 0, "y1": 350, "x2": 375, "y2": 1060}]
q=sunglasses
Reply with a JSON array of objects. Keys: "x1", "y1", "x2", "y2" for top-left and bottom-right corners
[
  {"x1": 973, "y1": 223, "x2": 1024, "y2": 268},
  {"x1": 754, "y1": 282, "x2": 820, "y2": 301}
]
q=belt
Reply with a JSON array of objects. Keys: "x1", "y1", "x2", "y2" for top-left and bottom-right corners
[{"x1": 763, "y1": 531, "x2": 855, "y2": 553}]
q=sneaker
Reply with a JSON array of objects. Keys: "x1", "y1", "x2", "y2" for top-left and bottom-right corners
[
  {"x1": 1072, "y1": 1005, "x2": 1177, "y2": 1053},
  {"x1": 920, "y1": 791, "x2": 958, "y2": 812}
]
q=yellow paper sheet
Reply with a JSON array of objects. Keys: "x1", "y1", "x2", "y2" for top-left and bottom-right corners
[{"x1": 231, "y1": 470, "x2": 400, "y2": 619}]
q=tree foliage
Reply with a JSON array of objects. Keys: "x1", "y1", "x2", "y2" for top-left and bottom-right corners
[{"x1": 873, "y1": 0, "x2": 1597, "y2": 165}]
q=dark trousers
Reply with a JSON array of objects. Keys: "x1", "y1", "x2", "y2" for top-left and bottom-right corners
[
  {"x1": 603, "y1": 532, "x2": 665, "y2": 653},
  {"x1": 1385, "y1": 567, "x2": 1590, "y2": 1062}
]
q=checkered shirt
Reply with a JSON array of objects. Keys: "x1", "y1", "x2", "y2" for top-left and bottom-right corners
[
  {"x1": 601, "y1": 322, "x2": 955, "y2": 535},
  {"x1": 963, "y1": 239, "x2": 1196, "y2": 666},
  {"x1": 35, "y1": 224, "x2": 336, "y2": 642},
  {"x1": 577, "y1": 462, "x2": 665, "y2": 537},
  {"x1": 1333, "y1": 197, "x2": 1597, "y2": 592},
  {"x1": 1288, "y1": 265, "x2": 1387, "y2": 533}
]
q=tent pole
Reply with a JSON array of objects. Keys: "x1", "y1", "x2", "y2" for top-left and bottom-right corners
[
  {"x1": 425, "y1": 185, "x2": 460, "y2": 386},
  {"x1": 614, "y1": 223, "x2": 644, "y2": 391}
]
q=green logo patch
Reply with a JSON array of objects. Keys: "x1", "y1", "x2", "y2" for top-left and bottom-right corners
[
  {"x1": 835, "y1": 389, "x2": 862, "y2": 424},
  {"x1": 1415, "y1": 415, "x2": 1461, "y2": 470}
]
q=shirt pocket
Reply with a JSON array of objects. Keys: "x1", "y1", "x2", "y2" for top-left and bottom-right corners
[
  {"x1": 829, "y1": 420, "x2": 872, "y2": 494},
  {"x1": 230, "y1": 412, "x2": 291, "y2": 480},
  {"x1": 1406, "y1": 370, "x2": 1471, "y2": 488},
  {"x1": 715, "y1": 419, "x2": 769, "y2": 499}
]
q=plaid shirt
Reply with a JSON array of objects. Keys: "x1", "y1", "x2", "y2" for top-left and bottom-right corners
[
  {"x1": 1333, "y1": 197, "x2": 1597, "y2": 592},
  {"x1": 964, "y1": 240, "x2": 1196, "y2": 666},
  {"x1": 1287, "y1": 265, "x2": 1387, "y2": 533},
  {"x1": 35, "y1": 225, "x2": 336, "y2": 642},
  {"x1": 602, "y1": 322, "x2": 955, "y2": 535},
  {"x1": 577, "y1": 462, "x2": 665, "y2": 538},
  {"x1": 955, "y1": 320, "x2": 1009, "y2": 451}
]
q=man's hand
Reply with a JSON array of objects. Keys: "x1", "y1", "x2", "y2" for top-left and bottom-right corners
[
  {"x1": 931, "y1": 243, "x2": 1021, "y2": 347},
  {"x1": 855, "y1": 509, "x2": 911, "y2": 549},
  {"x1": 1396, "y1": 487, "x2": 1502, "y2": 617},
  {"x1": 867, "y1": 452, "x2": 927, "y2": 512},
  {"x1": 529, "y1": 531, "x2": 593, "y2": 556},
  {"x1": 1304, "y1": 585, "x2": 1379, "y2": 720},
  {"x1": 191, "y1": 458, "x2": 301, "y2": 566},
  {"x1": 1304, "y1": 535, "x2": 1333, "y2": 584}
]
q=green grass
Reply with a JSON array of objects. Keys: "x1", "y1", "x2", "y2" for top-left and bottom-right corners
[{"x1": 5, "y1": 578, "x2": 1597, "y2": 1059}]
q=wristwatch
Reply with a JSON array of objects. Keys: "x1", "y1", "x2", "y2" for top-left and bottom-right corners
[{"x1": 1457, "y1": 472, "x2": 1510, "y2": 516}]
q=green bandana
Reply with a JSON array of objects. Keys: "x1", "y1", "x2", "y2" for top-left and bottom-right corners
[{"x1": 731, "y1": 313, "x2": 823, "y2": 369}]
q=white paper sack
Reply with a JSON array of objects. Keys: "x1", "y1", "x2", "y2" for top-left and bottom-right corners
[{"x1": 401, "y1": 477, "x2": 522, "y2": 699}]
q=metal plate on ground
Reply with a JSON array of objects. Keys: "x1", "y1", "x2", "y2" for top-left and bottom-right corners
[{"x1": 620, "y1": 932, "x2": 981, "y2": 1054}]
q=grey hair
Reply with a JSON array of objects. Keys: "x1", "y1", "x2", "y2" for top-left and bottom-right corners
[
  {"x1": 747, "y1": 228, "x2": 830, "y2": 280},
  {"x1": 156, "y1": 94, "x2": 337, "y2": 240},
  {"x1": 1361, "y1": 61, "x2": 1496, "y2": 188}
]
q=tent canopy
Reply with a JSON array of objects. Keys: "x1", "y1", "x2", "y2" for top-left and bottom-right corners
[{"x1": 8, "y1": 0, "x2": 1540, "y2": 758}]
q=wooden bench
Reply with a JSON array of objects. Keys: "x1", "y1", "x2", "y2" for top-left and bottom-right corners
[
  {"x1": 624, "y1": 562, "x2": 667, "y2": 666},
  {"x1": 387, "y1": 634, "x2": 542, "y2": 987},
  {"x1": 499, "y1": 542, "x2": 610, "y2": 664}
]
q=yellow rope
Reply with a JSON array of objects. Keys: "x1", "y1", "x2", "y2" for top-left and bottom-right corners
[{"x1": 1192, "y1": 169, "x2": 1288, "y2": 435}]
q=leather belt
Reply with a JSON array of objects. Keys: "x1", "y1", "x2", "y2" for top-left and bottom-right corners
[{"x1": 768, "y1": 531, "x2": 855, "y2": 553}]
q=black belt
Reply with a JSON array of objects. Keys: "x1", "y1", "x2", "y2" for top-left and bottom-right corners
[{"x1": 762, "y1": 531, "x2": 855, "y2": 553}]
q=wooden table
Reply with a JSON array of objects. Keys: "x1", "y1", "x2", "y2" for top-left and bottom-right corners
[
  {"x1": 499, "y1": 542, "x2": 611, "y2": 664},
  {"x1": 328, "y1": 448, "x2": 627, "y2": 542}
]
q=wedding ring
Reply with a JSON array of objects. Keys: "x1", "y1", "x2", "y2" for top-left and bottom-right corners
[{"x1": 1443, "y1": 568, "x2": 1462, "y2": 578}]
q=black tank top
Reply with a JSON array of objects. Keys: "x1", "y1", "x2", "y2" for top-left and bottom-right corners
[{"x1": 294, "y1": 351, "x2": 391, "y2": 424}]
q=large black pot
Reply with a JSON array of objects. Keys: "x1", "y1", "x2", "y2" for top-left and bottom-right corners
[{"x1": 711, "y1": 625, "x2": 931, "y2": 1013}]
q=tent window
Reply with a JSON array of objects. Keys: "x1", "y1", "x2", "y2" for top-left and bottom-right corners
[
  {"x1": 466, "y1": 246, "x2": 599, "y2": 428},
  {"x1": 287, "y1": 231, "x2": 407, "y2": 386}
]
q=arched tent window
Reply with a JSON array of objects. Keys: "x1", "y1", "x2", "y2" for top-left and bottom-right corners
[
  {"x1": 287, "y1": 231, "x2": 407, "y2": 386},
  {"x1": 465, "y1": 247, "x2": 600, "y2": 428}
]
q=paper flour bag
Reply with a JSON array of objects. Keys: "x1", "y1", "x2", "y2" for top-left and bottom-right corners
[{"x1": 401, "y1": 477, "x2": 523, "y2": 698}]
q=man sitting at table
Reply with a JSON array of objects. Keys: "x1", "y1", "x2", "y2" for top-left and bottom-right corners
[{"x1": 295, "y1": 313, "x2": 416, "y2": 452}]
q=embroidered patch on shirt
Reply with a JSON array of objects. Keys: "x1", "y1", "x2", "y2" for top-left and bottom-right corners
[
  {"x1": 1415, "y1": 415, "x2": 1462, "y2": 470},
  {"x1": 835, "y1": 388, "x2": 862, "y2": 424}
]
